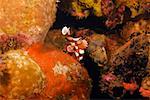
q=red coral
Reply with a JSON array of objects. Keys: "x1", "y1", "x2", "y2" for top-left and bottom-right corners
[
  {"x1": 27, "y1": 43, "x2": 91, "y2": 99},
  {"x1": 139, "y1": 87, "x2": 150, "y2": 97},
  {"x1": 122, "y1": 82, "x2": 138, "y2": 91}
]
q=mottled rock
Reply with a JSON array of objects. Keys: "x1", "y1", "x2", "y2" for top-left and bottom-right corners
[{"x1": 86, "y1": 34, "x2": 108, "y2": 67}]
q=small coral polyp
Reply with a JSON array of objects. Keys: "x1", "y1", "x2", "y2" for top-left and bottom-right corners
[
  {"x1": 0, "y1": 50, "x2": 45, "y2": 99},
  {"x1": 0, "y1": 34, "x2": 31, "y2": 54}
]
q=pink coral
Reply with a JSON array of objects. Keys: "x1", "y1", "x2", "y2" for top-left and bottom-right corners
[
  {"x1": 0, "y1": 34, "x2": 31, "y2": 53},
  {"x1": 102, "y1": 73, "x2": 116, "y2": 82},
  {"x1": 122, "y1": 82, "x2": 138, "y2": 94}
]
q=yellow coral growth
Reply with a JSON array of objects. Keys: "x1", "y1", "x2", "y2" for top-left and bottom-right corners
[
  {"x1": 0, "y1": 50, "x2": 45, "y2": 99},
  {"x1": 71, "y1": 0, "x2": 102, "y2": 18}
]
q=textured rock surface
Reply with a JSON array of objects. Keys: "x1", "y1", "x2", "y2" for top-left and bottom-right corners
[
  {"x1": 0, "y1": 50, "x2": 45, "y2": 99},
  {"x1": 86, "y1": 34, "x2": 108, "y2": 67},
  {"x1": 0, "y1": 0, "x2": 56, "y2": 43}
]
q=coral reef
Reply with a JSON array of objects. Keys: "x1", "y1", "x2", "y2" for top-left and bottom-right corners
[{"x1": 0, "y1": 0, "x2": 149, "y2": 99}]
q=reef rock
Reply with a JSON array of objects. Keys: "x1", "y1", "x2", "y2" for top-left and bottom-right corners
[
  {"x1": 86, "y1": 34, "x2": 108, "y2": 67},
  {"x1": 0, "y1": 0, "x2": 56, "y2": 43}
]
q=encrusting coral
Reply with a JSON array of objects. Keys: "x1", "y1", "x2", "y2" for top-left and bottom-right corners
[
  {"x1": 26, "y1": 43, "x2": 92, "y2": 99},
  {"x1": 0, "y1": 49, "x2": 45, "y2": 99}
]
